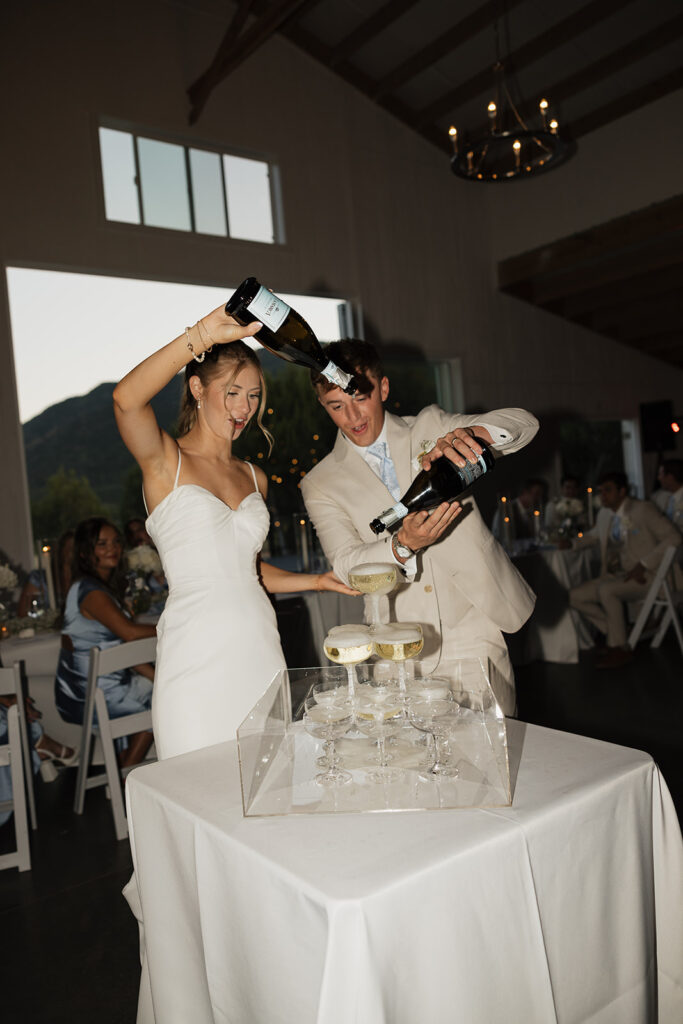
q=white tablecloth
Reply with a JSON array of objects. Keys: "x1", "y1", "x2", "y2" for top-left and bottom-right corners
[
  {"x1": 126, "y1": 721, "x2": 683, "y2": 1024},
  {"x1": 0, "y1": 632, "x2": 77, "y2": 745},
  {"x1": 509, "y1": 547, "x2": 595, "y2": 664}
]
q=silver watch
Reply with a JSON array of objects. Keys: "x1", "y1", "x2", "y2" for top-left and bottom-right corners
[{"x1": 392, "y1": 534, "x2": 414, "y2": 560}]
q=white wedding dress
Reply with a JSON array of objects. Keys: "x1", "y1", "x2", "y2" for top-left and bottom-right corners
[
  {"x1": 147, "y1": 451, "x2": 287, "y2": 759},
  {"x1": 127, "y1": 451, "x2": 287, "y2": 1023}
]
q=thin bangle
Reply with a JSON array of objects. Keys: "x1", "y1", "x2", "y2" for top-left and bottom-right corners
[
  {"x1": 199, "y1": 318, "x2": 217, "y2": 347},
  {"x1": 184, "y1": 324, "x2": 205, "y2": 363},
  {"x1": 315, "y1": 574, "x2": 322, "y2": 591}
]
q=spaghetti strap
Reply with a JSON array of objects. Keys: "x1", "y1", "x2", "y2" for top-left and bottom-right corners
[{"x1": 247, "y1": 461, "x2": 259, "y2": 493}]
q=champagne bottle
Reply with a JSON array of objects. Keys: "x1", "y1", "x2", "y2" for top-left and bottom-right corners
[
  {"x1": 370, "y1": 439, "x2": 494, "y2": 534},
  {"x1": 225, "y1": 277, "x2": 358, "y2": 393}
]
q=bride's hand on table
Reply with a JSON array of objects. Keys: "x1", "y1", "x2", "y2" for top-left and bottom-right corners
[{"x1": 315, "y1": 571, "x2": 360, "y2": 597}]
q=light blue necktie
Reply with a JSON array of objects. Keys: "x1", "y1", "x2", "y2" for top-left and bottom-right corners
[
  {"x1": 367, "y1": 441, "x2": 401, "y2": 501},
  {"x1": 610, "y1": 514, "x2": 621, "y2": 543}
]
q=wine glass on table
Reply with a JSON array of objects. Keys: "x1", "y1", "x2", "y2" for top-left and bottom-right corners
[
  {"x1": 354, "y1": 688, "x2": 405, "y2": 783},
  {"x1": 347, "y1": 562, "x2": 399, "y2": 632},
  {"x1": 323, "y1": 626, "x2": 373, "y2": 701},
  {"x1": 311, "y1": 672, "x2": 354, "y2": 769},
  {"x1": 407, "y1": 698, "x2": 460, "y2": 779},
  {"x1": 303, "y1": 697, "x2": 353, "y2": 787},
  {"x1": 372, "y1": 623, "x2": 424, "y2": 696}
]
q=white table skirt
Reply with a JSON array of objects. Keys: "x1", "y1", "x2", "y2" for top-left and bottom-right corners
[
  {"x1": 0, "y1": 633, "x2": 79, "y2": 746},
  {"x1": 509, "y1": 547, "x2": 595, "y2": 664},
  {"x1": 126, "y1": 721, "x2": 683, "y2": 1024}
]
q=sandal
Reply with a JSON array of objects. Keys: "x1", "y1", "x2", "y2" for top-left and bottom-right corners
[{"x1": 35, "y1": 737, "x2": 79, "y2": 767}]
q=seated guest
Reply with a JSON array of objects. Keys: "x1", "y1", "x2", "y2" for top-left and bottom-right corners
[
  {"x1": 124, "y1": 517, "x2": 153, "y2": 549},
  {"x1": 493, "y1": 478, "x2": 547, "y2": 541},
  {"x1": 16, "y1": 568, "x2": 48, "y2": 617},
  {"x1": 0, "y1": 695, "x2": 77, "y2": 824},
  {"x1": 545, "y1": 474, "x2": 587, "y2": 533},
  {"x1": 568, "y1": 471, "x2": 681, "y2": 668},
  {"x1": 55, "y1": 517, "x2": 156, "y2": 768},
  {"x1": 652, "y1": 459, "x2": 683, "y2": 530}
]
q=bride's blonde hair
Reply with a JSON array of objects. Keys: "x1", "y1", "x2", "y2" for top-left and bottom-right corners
[{"x1": 177, "y1": 342, "x2": 273, "y2": 453}]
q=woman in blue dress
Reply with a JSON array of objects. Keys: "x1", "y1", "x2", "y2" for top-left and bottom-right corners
[{"x1": 55, "y1": 517, "x2": 156, "y2": 768}]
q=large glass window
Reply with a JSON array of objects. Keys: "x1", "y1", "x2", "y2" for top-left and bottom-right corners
[{"x1": 98, "y1": 124, "x2": 279, "y2": 243}]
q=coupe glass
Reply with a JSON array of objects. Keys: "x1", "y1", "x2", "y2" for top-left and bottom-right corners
[
  {"x1": 310, "y1": 676, "x2": 352, "y2": 768},
  {"x1": 323, "y1": 625, "x2": 373, "y2": 700},
  {"x1": 407, "y1": 698, "x2": 460, "y2": 778},
  {"x1": 348, "y1": 562, "x2": 398, "y2": 631},
  {"x1": 354, "y1": 689, "x2": 405, "y2": 783},
  {"x1": 405, "y1": 680, "x2": 452, "y2": 766},
  {"x1": 372, "y1": 622, "x2": 424, "y2": 695},
  {"x1": 303, "y1": 697, "x2": 353, "y2": 787}
]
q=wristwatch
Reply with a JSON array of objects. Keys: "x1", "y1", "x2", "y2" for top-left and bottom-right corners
[{"x1": 391, "y1": 533, "x2": 414, "y2": 561}]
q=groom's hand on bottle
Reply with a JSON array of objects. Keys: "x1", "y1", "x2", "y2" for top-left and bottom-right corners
[
  {"x1": 421, "y1": 427, "x2": 492, "y2": 470},
  {"x1": 398, "y1": 501, "x2": 462, "y2": 553}
]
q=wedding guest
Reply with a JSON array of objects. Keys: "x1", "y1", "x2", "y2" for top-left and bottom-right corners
[
  {"x1": 1, "y1": 695, "x2": 77, "y2": 825},
  {"x1": 16, "y1": 568, "x2": 48, "y2": 618},
  {"x1": 55, "y1": 517, "x2": 157, "y2": 768},
  {"x1": 568, "y1": 471, "x2": 681, "y2": 668},
  {"x1": 56, "y1": 529, "x2": 75, "y2": 607},
  {"x1": 653, "y1": 459, "x2": 683, "y2": 530},
  {"x1": 124, "y1": 517, "x2": 153, "y2": 549},
  {"x1": 544, "y1": 474, "x2": 587, "y2": 534}
]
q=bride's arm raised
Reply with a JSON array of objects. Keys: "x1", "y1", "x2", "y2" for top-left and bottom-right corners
[{"x1": 113, "y1": 307, "x2": 260, "y2": 479}]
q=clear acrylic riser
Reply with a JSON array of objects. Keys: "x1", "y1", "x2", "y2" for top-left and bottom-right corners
[{"x1": 237, "y1": 660, "x2": 511, "y2": 816}]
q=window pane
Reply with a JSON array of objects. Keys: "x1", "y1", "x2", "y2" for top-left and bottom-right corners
[
  {"x1": 223, "y1": 155, "x2": 274, "y2": 243},
  {"x1": 138, "y1": 138, "x2": 191, "y2": 231},
  {"x1": 99, "y1": 128, "x2": 140, "y2": 223},
  {"x1": 189, "y1": 149, "x2": 227, "y2": 236}
]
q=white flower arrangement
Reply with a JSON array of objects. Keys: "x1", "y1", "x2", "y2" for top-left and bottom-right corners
[
  {"x1": 0, "y1": 564, "x2": 18, "y2": 590},
  {"x1": 126, "y1": 544, "x2": 162, "y2": 575},
  {"x1": 554, "y1": 498, "x2": 585, "y2": 520}
]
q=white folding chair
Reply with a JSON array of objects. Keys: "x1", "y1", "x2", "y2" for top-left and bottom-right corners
[
  {"x1": 0, "y1": 664, "x2": 32, "y2": 871},
  {"x1": 73, "y1": 637, "x2": 156, "y2": 841},
  {"x1": 627, "y1": 546, "x2": 683, "y2": 655}
]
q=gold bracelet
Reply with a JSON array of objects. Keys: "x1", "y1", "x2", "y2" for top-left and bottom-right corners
[
  {"x1": 184, "y1": 324, "x2": 205, "y2": 363},
  {"x1": 198, "y1": 318, "x2": 217, "y2": 347}
]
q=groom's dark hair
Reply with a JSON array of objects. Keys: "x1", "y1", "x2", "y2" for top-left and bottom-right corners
[{"x1": 310, "y1": 339, "x2": 382, "y2": 394}]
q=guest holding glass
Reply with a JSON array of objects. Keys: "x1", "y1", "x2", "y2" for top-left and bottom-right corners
[{"x1": 55, "y1": 517, "x2": 157, "y2": 768}]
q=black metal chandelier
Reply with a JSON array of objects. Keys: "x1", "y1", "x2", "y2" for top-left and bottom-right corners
[{"x1": 449, "y1": 35, "x2": 574, "y2": 183}]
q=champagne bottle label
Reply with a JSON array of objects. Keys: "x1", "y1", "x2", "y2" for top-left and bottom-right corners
[
  {"x1": 246, "y1": 285, "x2": 290, "y2": 333},
  {"x1": 458, "y1": 453, "x2": 489, "y2": 487},
  {"x1": 322, "y1": 360, "x2": 353, "y2": 391}
]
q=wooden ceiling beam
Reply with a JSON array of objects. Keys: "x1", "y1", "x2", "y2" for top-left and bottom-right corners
[
  {"x1": 188, "y1": 0, "x2": 318, "y2": 124},
  {"x1": 571, "y1": 66, "x2": 683, "y2": 139},
  {"x1": 483, "y1": 11, "x2": 683, "y2": 139},
  {"x1": 371, "y1": 0, "x2": 527, "y2": 101},
  {"x1": 580, "y1": 293, "x2": 683, "y2": 334},
  {"x1": 551, "y1": 265, "x2": 683, "y2": 319},
  {"x1": 419, "y1": 0, "x2": 637, "y2": 125},
  {"x1": 328, "y1": 0, "x2": 420, "y2": 68}
]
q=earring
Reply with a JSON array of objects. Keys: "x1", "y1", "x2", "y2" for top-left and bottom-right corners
[{"x1": 197, "y1": 399, "x2": 202, "y2": 410}]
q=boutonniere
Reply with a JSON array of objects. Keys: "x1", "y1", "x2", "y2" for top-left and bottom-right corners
[
  {"x1": 412, "y1": 439, "x2": 436, "y2": 473},
  {"x1": 620, "y1": 515, "x2": 633, "y2": 532}
]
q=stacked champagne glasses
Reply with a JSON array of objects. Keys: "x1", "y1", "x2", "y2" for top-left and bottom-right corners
[
  {"x1": 305, "y1": 675, "x2": 356, "y2": 786},
  {"x1": 372, "y1": 622, "x2": 424, "y2": 695},
  {"x1": 347, "y1": 562, "x2": 398, "y2": 631},
  {"x1": 323, "y1": 626, "x2": 374, "y2": 700},
  {"x1": 407, "y1": 695, "x2": 461, "y2": 778},
  {"x1": 354, "y1": 679, "x2": 405, "y2": 783}
]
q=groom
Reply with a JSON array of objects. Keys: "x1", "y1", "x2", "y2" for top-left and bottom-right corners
[{"x1": 300, "y1": 339, "x2": 539, "y2": 716}]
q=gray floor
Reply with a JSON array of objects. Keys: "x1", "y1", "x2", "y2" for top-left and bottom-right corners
[{"x1": 1, "y1": 623, "x2": 681, "y2": 1024}]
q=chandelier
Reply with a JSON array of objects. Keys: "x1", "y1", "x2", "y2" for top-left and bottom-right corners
[{"x1": 448, "y1": 25, "x2": 574, "y2": 182}]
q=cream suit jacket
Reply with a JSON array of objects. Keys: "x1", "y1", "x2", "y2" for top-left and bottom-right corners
[
  {"x1": 301, "y1": 405, "x2": 538, "y2": 669},
  {"x1": 575, "y1": 498, "x2": 681, "y2": 575}
]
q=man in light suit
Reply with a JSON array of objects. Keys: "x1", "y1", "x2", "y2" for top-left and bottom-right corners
[
  {"x1": 300, "y1": 339, "x2": 539, "y2": 716},
  {"x1": 652, "y1": 459, "x2": 683, "y2": 532},
  {"x1": 569, "y1": 470, "x2": 681, "y2": 668}
]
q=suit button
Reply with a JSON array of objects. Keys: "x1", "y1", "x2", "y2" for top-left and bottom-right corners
[{"x1": 424, "y1": 585, "x2": 433, "y2": 593}]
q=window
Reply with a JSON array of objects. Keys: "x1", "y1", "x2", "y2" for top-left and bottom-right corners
[{"x1": 98, "y1": 124, "x2": 280, "y2": 243}]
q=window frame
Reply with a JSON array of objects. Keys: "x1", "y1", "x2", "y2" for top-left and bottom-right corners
[{"x1": 96, "y1": 116, "x2": 285, "y2": 245}]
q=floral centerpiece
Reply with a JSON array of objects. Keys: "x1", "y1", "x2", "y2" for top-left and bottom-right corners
[
  {"x1": 125, "y1": 545, "x2": 166, "y2": 616},
  {"x1": 0, "y1": 563, "x2": 19, "y2": 624},
  {"x1": 549, "y1": 497, "x2": 585, "y2": 541}
]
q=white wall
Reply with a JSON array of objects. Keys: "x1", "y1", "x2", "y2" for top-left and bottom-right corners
[{"x1": 1, "y1": 0, "x2": 681, "y2": 564}]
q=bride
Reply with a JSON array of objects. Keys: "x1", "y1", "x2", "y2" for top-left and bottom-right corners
[{"x1": 114, "y1": 306, "x2": 356, "y2": 759}]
